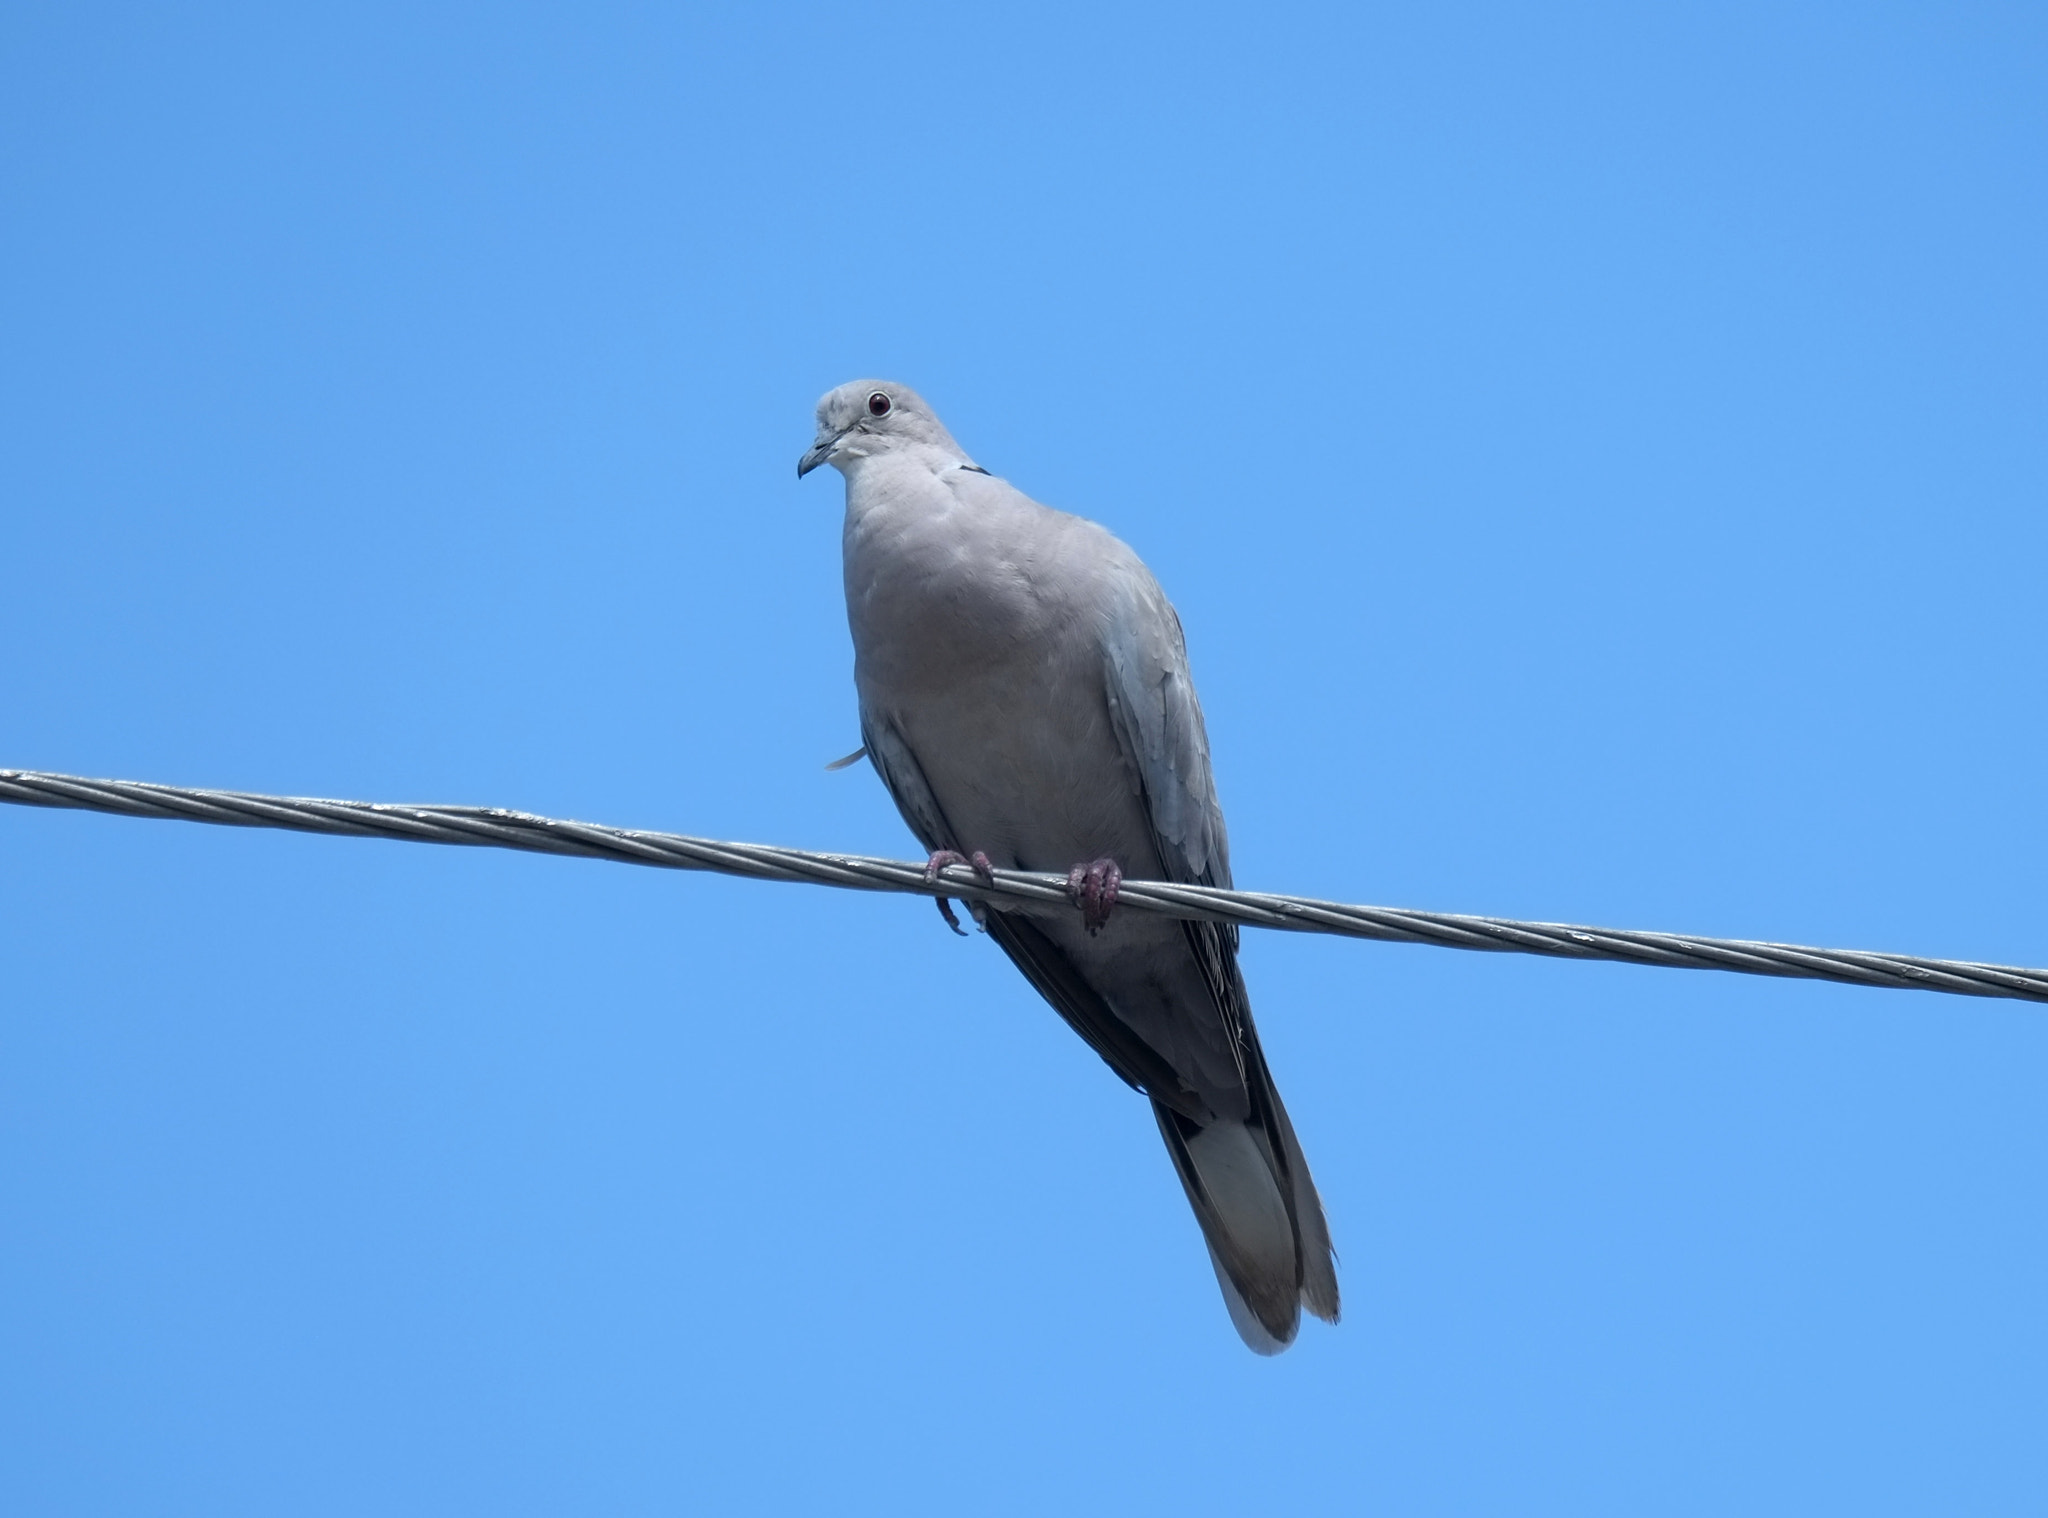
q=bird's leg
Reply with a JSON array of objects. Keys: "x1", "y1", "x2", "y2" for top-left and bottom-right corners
[
  {"x1": 1065, "y1": 856, "x2": 1123, "y2": 935},
  {"x1": 924, "y1": 848, "x2": 997, "y2": 883},
  {"x1": 925, "y1": 849, "x2": 997, "y2": 937}
]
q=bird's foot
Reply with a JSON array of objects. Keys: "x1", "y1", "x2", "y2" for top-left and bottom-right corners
[
  {"x1": 1065, "y1": 856, "x2": 1123, "y2": 935},
  {"x1": 925, "y1": 850, "x2": 996, "y2": 937}
]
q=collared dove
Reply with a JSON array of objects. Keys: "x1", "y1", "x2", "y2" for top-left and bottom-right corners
[{"x1": 800, "y1": 379, "x2": 1338, "y2": 1353}]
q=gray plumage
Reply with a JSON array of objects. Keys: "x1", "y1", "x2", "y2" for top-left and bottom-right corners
[{"x1": 800, "y1": 379, "x2": 1338, "y2": 1352}]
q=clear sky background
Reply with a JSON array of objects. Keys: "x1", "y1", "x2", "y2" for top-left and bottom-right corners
[{"x1": 3, "y1": 3, "x2": 2045, "y2": 1512}]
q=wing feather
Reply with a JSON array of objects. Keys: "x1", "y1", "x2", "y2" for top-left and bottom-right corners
[{"x1": 1101, "y1": 578, "x2": 1230, "y2": 891}]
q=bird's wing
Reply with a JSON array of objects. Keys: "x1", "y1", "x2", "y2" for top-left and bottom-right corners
[
  {"x1": 1098, "y1": 565, "x2": 1254, "y2": 1083},
  {"x1": 1100, "y1": 568, "x2": 1232, "y2": 893},
  {"x1": 1099, "y1": 564, "x2": 1338, "y2": 1325}
]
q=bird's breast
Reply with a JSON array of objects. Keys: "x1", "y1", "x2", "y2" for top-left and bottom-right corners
[
  {"x1": 842, "y1": 481, "x2": 1088, "y2": 695},
  {"x1": 840, "y1": 473, "x2": 1155, "y2": 874}
]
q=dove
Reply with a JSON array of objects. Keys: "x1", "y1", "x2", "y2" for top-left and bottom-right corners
[{"x1": 800, "y1": 379, "x2": 1337, "y2": 1352}]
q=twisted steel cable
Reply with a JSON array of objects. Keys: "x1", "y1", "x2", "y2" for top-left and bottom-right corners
[{"x1": 3, "y1": 767, "x2": 2044, "y2": 1006}]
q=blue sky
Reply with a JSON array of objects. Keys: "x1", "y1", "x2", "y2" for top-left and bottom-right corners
[{"x1": 3, "y1": 2, "x2": 2045, "y2": 1512}]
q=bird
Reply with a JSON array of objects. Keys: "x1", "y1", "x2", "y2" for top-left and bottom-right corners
[{"x1": 800, "y1": 379, "x2": 1338, "y2": 1352}]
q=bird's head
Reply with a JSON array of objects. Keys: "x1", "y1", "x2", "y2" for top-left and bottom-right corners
[{"x1": 797, "y1": 380, "x2": 967, "y2": 478}]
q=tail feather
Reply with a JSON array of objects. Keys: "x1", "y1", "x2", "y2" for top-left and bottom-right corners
[
  {"x1": 1249, "y1": 1027, "x2": 1340, "y2": 1325},
  {"x1": 1272, "y1": 1123, "x2": 1339, "y2": 1324},
  {"x1": 1205, "y1": 1243, "x2": 1290, "y2": 1356},
  {"x1": 1151, "y1": 1025, "x2": 1339, "y2": 1351},
  {"x1": 1154, "y1": 1101, "x2": 1335, "y2": 1350},
  {"x1": 977, "y1": 898, "x2": 1338, "y2": 1349}
]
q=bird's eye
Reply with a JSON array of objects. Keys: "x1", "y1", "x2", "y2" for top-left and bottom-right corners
[{"x1": 867, "y1": 392, "x2": 892, "y2": 417}]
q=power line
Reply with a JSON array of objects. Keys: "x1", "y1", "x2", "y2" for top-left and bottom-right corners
[{"x1": 4, "y1": 766, "x2": 2043, "y2": 1005}]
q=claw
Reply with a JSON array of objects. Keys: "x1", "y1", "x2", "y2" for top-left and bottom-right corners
[
  {"x1": 1064, "y1": 856, "x2": 1123, "y2": 935},
  {"x1": 925, "y1": 849, "x2": 997, "y2": 937}
]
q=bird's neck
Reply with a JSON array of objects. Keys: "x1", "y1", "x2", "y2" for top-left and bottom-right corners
[{"x1": 838, "y1": 443, "x2": 974, "y2": 494}]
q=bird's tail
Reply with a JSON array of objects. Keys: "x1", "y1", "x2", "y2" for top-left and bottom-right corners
[{"x1": 1152, "y1": 1032, "x2": 1339, "y2": 1354}]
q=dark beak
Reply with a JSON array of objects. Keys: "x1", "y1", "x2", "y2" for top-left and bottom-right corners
[{"x1": 796, "y1": 435, "x2": 839, "y2": 478}]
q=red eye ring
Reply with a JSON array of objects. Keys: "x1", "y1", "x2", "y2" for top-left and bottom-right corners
[{"x1": 867, "y1": 392, "x2": 892, "y2": 417}]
